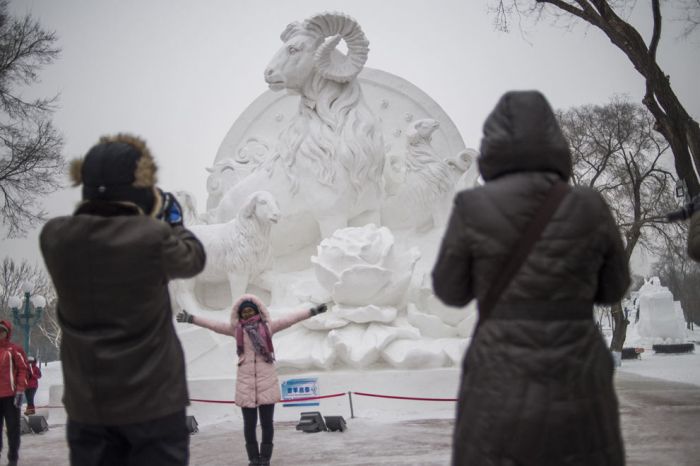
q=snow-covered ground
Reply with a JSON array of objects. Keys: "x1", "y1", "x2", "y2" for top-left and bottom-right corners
[{"x1": 613, "y1": 323, "x2": 700, "y2": 387}]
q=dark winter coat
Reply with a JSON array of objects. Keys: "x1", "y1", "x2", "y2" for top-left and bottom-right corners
[
  {"x1": 432, "y1": 91, "x2": 630, "y2": 466},
  {"x1": 40, "y1": 201, "x2": 206, "y2": 425},
  {"x1": 689, "y1": 209, "x2": 700, "y2": 262},
  {"x1": 0, "y1": 321, "x2": 28, "y2": 398}
]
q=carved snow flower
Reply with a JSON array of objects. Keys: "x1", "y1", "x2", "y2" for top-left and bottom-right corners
[{"x1": 311, "y1": 224, "x2": 420, "y2": 306}]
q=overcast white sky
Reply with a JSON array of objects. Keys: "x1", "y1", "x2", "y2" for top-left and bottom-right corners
[{"x1": 3, "y1": 0, "x2": 699, "y2": 267}]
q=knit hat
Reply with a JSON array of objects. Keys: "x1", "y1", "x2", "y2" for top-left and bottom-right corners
[
  {"x1": 238, "y1": 299, "x2": 259, "y2": 316},
  {"x1": 69, "y1": 134, "x2": 160, "y2": 215}
]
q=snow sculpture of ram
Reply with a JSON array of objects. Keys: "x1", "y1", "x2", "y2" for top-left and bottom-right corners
[{"x1": 212, "y1": 12, "x2": 385, "y2": 251}]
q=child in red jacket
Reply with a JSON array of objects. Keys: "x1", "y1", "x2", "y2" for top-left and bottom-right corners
[{"x1": 24, "y1": 356, "x2": 42, "y2": 416}]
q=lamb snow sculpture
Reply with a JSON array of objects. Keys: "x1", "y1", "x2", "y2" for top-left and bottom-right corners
[
  {"x1": 381, "y1": 118, "x2": 456, "y2": 231},
  {"x1": 212, "y1": 12, "x2": 385, "y2": 252},
  {"x1": 172, "y1": 191, "x2": 280, "y2": 312}
]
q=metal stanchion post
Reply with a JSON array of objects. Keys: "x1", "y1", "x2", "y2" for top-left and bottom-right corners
[{"x1": 348, "y1": 391, "x2": 354, "y2": 419}]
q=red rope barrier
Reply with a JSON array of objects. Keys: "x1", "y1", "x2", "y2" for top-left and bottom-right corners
[
  {"x1": 190, "y1": 398, "x2": 236, "y2": 404},
  {"x1": 41, "y1": 391, "x2": 453, "y2": 408},
  {"x1": 353, "y1": 392, "x2": 457, "y2": 402},
  {"x1": 189, "y1": 392, "x2": 347, "y2": 405}
]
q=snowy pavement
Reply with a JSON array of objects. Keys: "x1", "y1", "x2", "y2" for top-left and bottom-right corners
[{"x1": 16, "y1": 369, "x2": 700, "y2": 466}]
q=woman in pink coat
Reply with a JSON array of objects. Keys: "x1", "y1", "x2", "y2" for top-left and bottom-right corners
[{"x1": 176, "y1": 294, "x2": 326, "y2": 466}]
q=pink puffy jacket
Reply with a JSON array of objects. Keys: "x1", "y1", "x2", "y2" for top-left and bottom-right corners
[{"x1": 191, "y1": 294, "x2": 313, "y2": 408}]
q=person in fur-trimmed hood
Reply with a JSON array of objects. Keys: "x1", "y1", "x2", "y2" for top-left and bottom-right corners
[
  {"x1": 177, "y1": 294, "x2": 327, "y2": 466},
  {"x1": 40, "y1": 133, "x2": 206, "y2": 466}
]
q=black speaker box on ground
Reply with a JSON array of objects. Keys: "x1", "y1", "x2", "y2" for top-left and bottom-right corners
[
  {"x1": 28, "y1": 415, "x2": 49, "y2": 433},
  {"x1": 324, "y1": 415, "x2": 347, "y2": 432},
  {"x1": 186, "y1": 416, "x2": 199, "y2": 434},
  {"x1": 652, "y1": 343, "x2": 695, "y2": 354},
  {"x1": 296, "y1": 411, "x2": 327, "y2": 433}
]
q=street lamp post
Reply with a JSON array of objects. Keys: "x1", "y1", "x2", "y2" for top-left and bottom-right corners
[{"x1": 7, "y1": 282, "x2": 45, "y2": 354}]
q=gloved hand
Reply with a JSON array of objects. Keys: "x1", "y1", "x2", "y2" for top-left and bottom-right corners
[
  {"x1": 157, "y1": 189, "x2": 184, "y2": 227},
  {"x1": 310, "y1": 303, "x2": 328, "y2": 316},
  {"x1": 176, "y1": 310, "x2": 194, "y2": 323},
  {"x1": 13, "y1": 392, "x2": 23, "y2": 408}
]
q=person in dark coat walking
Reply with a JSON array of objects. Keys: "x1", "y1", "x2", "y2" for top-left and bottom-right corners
[
  {"x1": 433, "y1": 91, "x2": 630, "y2": 466},
  {"x1": 40, "y1": 134, "x2": 206, "y2": 466},
  {"x1": 0, "y1": 320, "x2": 28, "y2": 466}
]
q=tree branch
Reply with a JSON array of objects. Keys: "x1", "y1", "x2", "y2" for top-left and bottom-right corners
[{"x1": 649, "y1": 0, "x2": 662, "y2": 61}]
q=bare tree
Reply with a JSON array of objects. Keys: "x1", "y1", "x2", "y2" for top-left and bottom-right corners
[
  {"x1": 558, "y1": 97, "x2": 681, "y2": 351},
  {"x1": 0, "y1": 256, "x2": 60, "y2": 359},
  {"x1": 0, "y1": 0, "x2": 64, "y2": 238},
  {"x1": 491, "y1": 0, "x2": 700, "y2": 199}
]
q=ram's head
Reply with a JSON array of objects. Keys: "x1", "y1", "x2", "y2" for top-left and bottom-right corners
[{"x1": 264, "y1": 12, "x2": 370, "y2": 92}]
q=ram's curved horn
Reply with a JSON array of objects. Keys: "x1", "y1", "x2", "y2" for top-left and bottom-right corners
[{"x1": 305, "y1": 12, "x2": 369, "y2": 83}]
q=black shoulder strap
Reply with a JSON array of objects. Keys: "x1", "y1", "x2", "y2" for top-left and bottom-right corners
[{"x1": 478, "y1": 181, "x2": 570, "y2": 325}]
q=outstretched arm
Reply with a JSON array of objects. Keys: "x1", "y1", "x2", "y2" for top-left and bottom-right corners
[
  {"x1": 269, "y1": 304, "x2": 327, "y2": 334},
  {"x1": 176, "y1": 310, "x2": 235, "y2": 336}
]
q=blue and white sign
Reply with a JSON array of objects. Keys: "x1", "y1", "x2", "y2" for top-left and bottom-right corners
[{"x1": 281, "y1": 377, "x2": 319, "y2": 407}]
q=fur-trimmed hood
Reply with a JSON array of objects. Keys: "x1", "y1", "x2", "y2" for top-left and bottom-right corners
[
  {"x1": 230, "y1": 294, "x2": 272, "y2": 326},
  {"x1": 69, "y1": 133, "x2": 162, "y2": 216}
]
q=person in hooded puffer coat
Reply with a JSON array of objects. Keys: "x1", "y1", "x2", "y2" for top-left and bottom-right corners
[
  {"x1": 176, "y1": 294, "x2": 327, "y2": 466},
  {"x1": 433, "y1": 91, "x2": 630, "y2": 466}
]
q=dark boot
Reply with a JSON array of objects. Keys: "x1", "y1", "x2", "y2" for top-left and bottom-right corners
[
  {"x1": 259, "y1": 443, "x2": 273, "y2": 466},
  {"x1": 245, "y1": 443, "x2": 260, "y2": 466}
]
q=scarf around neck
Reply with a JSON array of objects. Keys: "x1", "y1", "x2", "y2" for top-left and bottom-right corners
[{"x1": 236, "y1": 314, "x2": 275, "y2": 363}]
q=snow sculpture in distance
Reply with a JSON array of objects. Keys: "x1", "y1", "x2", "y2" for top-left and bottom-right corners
[{"x1": 636, "y1": 277, "x2": 687, "y2": 343}]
